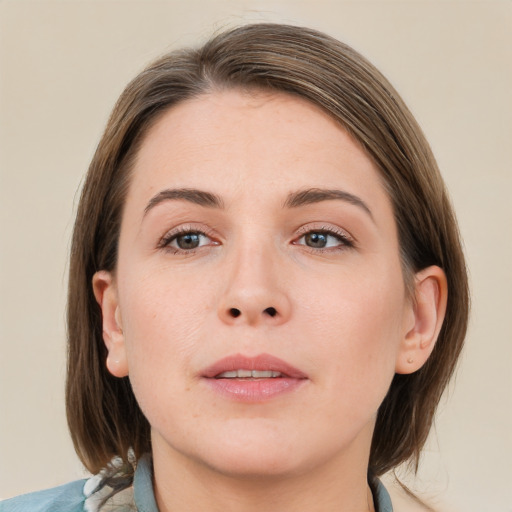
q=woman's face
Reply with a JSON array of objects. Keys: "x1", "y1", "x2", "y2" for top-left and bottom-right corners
[{"x1": 97, "y1": 89, "x2": 418, "y2": 478}]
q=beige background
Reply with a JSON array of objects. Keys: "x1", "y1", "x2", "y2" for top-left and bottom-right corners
[{"x1": 0, "y1": 1, "x2": 511, "y2": 511}]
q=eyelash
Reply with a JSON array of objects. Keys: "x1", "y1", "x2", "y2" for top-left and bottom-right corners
[
  {"x1": 158, "y1": 225, "x2": 355, "y2": 255},
  {"x1": 293, "y1": 226, "x2": 355, "y2": 253},
  {"x1": 158, "y1": 226, "x2": 218, "y2": 254}
]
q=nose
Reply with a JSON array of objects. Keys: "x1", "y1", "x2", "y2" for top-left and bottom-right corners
[{"x1": 217, "y1": 243, "x2": 292, "y2": 326}]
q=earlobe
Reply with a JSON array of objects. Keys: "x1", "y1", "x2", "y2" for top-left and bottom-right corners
[
  {"x1": 396, "y1": 266, "x2": 448, "y2": 374},
  {"x1": 92, "y1": 270, "x2": 129, "y2": 378}
]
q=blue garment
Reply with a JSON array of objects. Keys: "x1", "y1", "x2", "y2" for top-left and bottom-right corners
[
  {"x1": 373, "y1": 478, "x2": 394, "y2": 512},
  {"x1": 0, "y1": 455, "x2": 393, "y2": 511}
]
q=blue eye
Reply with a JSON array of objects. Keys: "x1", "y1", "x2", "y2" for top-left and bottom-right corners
[
  {"x1": 162, "y1": 230, "x2": 212, "y2": 252},
  {"x1": 304, "y1": 232, "x2": 331, "y2": 248},
  {"x1": 295, "y1": 229, "x2": 353, "y2": 250},
  {"x1": 173, "y1": 232, "x2": 205, "y2": 249}
]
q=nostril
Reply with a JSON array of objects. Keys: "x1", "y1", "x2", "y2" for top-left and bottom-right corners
[
  {"x1": 264, "y1": 307, "x2": 277, "y2": 317},
  {"x1": 229, "y1": 308, "x2": 241, "y2": 318}
]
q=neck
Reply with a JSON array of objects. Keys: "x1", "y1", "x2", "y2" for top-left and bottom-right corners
[{"x1": 151, "y1": 433, "x2": 375, "y2": 512}]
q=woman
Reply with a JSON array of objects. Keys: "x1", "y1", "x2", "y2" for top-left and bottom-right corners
[{"x1": 0, "y1": 23, "x2": 469, "y2": 512}]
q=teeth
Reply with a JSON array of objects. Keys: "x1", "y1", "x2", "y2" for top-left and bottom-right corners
[{"x1": 216, "y1": 370, "x2": 283, "y2": 379}]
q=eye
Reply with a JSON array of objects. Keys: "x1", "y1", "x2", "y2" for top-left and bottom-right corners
[
  {"x1": 293, "y1": 228, "x2": 354, "y2": 251},
  {"x1": 159, "y1": 228, "x2": 216, "y2": 253},
  {"x1": 172, "y1": 232, "x2": 208, "y2": 250}
]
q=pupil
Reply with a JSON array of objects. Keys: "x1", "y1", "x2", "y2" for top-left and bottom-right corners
[
  {"x1": 306, "y1": 232, "x2": 327, "y2": 248},
  {"x1": 177, "y1": 233, "x2": 200, "y2": 249}
]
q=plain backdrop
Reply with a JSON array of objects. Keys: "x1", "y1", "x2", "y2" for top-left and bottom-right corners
[{"x1": 0, "y1": 1, "x2": 511, "y2": 511}]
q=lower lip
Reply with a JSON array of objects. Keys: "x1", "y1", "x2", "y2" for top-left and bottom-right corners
[{"x1": 203, "y1": 377, "x2": 306, "y2": 402}]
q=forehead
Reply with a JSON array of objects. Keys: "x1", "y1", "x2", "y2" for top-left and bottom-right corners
[{"x1": 127, "y1": 89, "x2": 391, "y2": 214}]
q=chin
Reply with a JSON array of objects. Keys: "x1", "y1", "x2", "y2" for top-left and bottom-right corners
[
  {"x1": 170, "y1": 421, "x2": 310, "y2": 479},
  {"x1": 202, "y1": 448, "x2": 305, "y2": 480},
  {"x1": 188, "y1": 422, "x2": 335, "y2": 480}
]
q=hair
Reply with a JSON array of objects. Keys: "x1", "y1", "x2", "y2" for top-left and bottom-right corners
[{"x1": 66, "y1": 23, "x2": 469, "y2": 478}]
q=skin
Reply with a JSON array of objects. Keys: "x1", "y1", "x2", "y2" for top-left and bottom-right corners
[{"x1": 94, "y1": 89, "x2": 447, "y2": 512}]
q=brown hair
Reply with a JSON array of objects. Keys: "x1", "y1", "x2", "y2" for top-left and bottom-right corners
[{"x1": 66, "y1": 23, "x2": 469, "y2": 477}]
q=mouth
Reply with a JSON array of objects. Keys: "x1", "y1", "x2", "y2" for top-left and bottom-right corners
[
  {"x1": 201, "y1": 353, "x2": 307, "y2": 402},
  {"x1": 202, "y1": 353, "x2": 307, "y2": 379},
  {"x1": 215, "y1": 369, "x2": 284, "y2": 379}
]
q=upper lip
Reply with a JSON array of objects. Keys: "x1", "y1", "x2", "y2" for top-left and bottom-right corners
[{"x1": 202, "y1": 353, "x2": 308, "y2": 379}]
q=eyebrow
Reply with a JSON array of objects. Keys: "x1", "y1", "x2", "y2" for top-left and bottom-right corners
[
  {"x1": 284, "y1": 188, "x2": 373, "y2": 219},
  {"x1": 144, "y1": 188, "x2": 224, "y2": 216},
  {"x1": 143, "y1": 186, "x2": 373, "y2": 219}
]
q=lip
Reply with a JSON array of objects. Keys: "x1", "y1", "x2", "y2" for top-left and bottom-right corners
[
  {"x1": 201, "y1": 353, "x2": 308, "y2": 402},
  {"x1": 202, "y1": 353, "x2": 307, "y2": 379}
]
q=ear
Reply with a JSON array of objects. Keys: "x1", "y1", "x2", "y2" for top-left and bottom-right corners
[
  {"x1": 395, "y1": 266, "x2": 448, "y2": 374},
  {"x1": 92, "y1": 270, "x2": 129, "y2": 378}
]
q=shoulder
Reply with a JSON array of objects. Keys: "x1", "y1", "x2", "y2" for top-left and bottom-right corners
[
  {"x1": 0, "y1": 452, "x2": 144, "y2": 512},
  {"x1": 0, "y1": 479, "x2": 87, "y2": 512}
]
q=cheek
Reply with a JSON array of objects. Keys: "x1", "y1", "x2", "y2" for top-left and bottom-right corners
[
  {"x1": 119, "y1": 269, "x2": 216, "y2": 377},
  {"x1": 303, "y1": 262, "x2": 404, "y2": 332},
  {"x1": 117, "y1": 272, "x2": 213, "y2": 428},
  {"x1": 295, "y1": 265, "x2": 405, "y2": 384}
]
